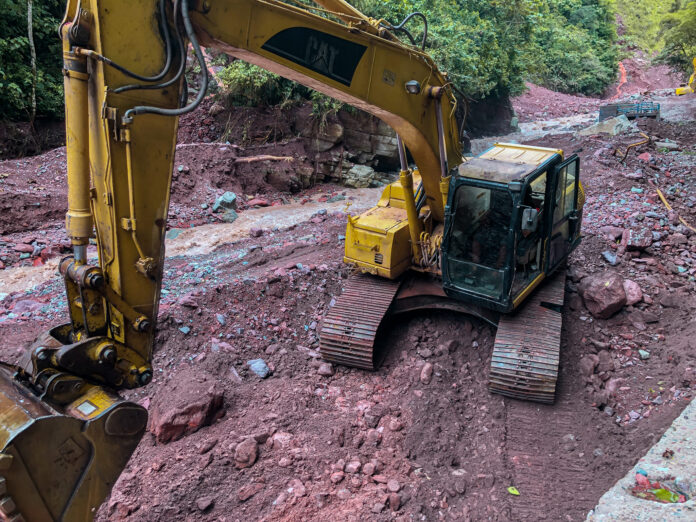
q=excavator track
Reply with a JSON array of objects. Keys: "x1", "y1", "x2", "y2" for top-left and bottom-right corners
[
  {"x1": 489, "y1": 272, "x2": 566, "y2": 403},
  {"x1": 319, "y1": 274, "x2": 402, "y2": 370}
]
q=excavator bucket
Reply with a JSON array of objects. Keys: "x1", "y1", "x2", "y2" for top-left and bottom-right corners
[{"x1": 0, "y1": 369, "x2": 147, "y2": 521}]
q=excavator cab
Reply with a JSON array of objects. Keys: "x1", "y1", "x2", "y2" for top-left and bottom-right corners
[{"x1": 442, "y1": 144, "x2": 583, "y2": 312}]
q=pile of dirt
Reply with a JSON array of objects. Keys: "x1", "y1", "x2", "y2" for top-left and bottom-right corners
[{"x1": 512, "y1": 83, "x2": 604, "y2": 122}]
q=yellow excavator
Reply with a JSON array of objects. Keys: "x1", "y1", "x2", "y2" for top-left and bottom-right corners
[
  {"x1": 0, "y1": 0, "x2": 584, "y2": 519},
  {"x1": 676, "y1": 57, "x2": 696, "y2": 95}
]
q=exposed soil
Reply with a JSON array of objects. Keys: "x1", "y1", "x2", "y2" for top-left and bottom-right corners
[
  {"x1": 512, "y1": 54, "x2": 684, "y2": 123},
  {"x1": 0, "y1": 57, "x2": 695, "y2": 521}
]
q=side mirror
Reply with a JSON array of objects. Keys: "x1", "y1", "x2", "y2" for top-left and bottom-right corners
[{"x1": 521, "y1": 207, "x2": 539, "y2": 233}]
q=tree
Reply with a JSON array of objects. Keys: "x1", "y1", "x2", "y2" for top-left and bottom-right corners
[{"x1": 0, "y1": 0, "x2": 64, "y2": 120}]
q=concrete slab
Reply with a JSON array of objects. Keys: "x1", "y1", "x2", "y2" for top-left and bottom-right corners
[{"x1": 587, "y1": 398, "x2": 696, "y2": 521}]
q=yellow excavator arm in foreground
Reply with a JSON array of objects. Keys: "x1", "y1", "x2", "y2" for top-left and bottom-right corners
[
  {"x1": 0, "y1": 1, "x2": 462, "y2": 520},
  {"x1": 675, "y1": 57, "x2": 696, "y2": 95}
]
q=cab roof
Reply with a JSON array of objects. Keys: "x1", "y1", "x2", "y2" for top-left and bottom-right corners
[{"x1": 457, "y1": 143, "x2": 562, "y2": 184}]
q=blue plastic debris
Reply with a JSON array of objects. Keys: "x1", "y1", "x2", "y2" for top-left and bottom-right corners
[
  {"x1": 247, "y1": 359, "x2": 270, "y2": 378},
  {"x1": 179, "y1": 326, "x2": 191, "y2": 335}
]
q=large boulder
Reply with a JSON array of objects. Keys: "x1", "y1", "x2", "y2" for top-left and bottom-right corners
[
  {"x1": 579, "y1": 115, "x2": 637, "y2": 136},
  {"x1": 579, "y1": 272, "x2": 627, "y2": 319},
  {"x1": 148, "y1": 369, "x2": 225, "y2": 443},
  {"x1": 343, "y1": 165, "x2": 376, "y2": 188}
]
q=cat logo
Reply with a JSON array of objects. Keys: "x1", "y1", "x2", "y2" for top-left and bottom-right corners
[
  {"x1": 263, "y1": 27, "x2": 367, "y2": 86},
  {"x1": 305, "y1": 35, "x2": 339, "y2": 77}
]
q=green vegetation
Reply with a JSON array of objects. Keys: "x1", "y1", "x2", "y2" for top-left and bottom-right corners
[
  {"x1": 658, "y1": 1, "x2": 696, "y2": 73},
  {"x1": 613, "y1": 0, "x2": 695, "y2": 75},
  {"x1": 0, "y1": 0, "x2": 64, "y2": 120},
  {"x1": 218, "y1": 0, "x2": 618, "y2": 108},
  {"x1": 615, "y1": 0, "x2": 674, "y2": 52}
]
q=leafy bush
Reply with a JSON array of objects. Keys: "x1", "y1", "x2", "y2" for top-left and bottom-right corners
[
  {"x1": 0, "y1": 0, "x2": 64, "y2": 120},
  {"x1": 217, "y1": 61, "x2": 308, "y2": 107}
]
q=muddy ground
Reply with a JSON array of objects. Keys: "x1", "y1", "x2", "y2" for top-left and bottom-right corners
[{"x1": 0, "y1": 62, "x2": 695, "y2": 521}]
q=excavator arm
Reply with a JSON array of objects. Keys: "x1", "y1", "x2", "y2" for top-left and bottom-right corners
[
  {"x1": 675, "y1": 57, "x2": 696, "y2": 95},
  {"x1": 0, "y1": 0, "x2": 461, "y2": 519}
]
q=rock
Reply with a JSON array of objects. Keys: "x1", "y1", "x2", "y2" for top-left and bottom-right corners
[
  {"x1": 561, "y1": 435, "x2": 577, "y2": 449},
  {"x1": 388, "y1": 492, "x2": 401, "y2": 511},
  {"x1": 12, "y1": 243, "x2": 34, "y2": 254},
  {"x1": 659, "y1": 293, "x2": 681, "y2": 308},
  {"x1": 317, "y1": 362, "x2": 335, "y2": 376},
  {"x1": 220, "y1": 209, "x2": 238, "y2": 223},
  {"x1": 215, "y1": 313, "x2": 226, "y2": 326},
  {"x1": 638, "y1": 349, "x2": 650, "y2": 360},
  {"x1": 597, "y1": 350, "x2": 613, "y2": 373},
  {"x1": 420, "y1": 363, "x2": 434, "y2": 384},
  {"x1": 330, "y1": 471, "x2": 345, "y2": 484},
  {"x1": 197, "y1": 438, "x2": 218, "y2": 454},
  {"x1": 372, "y1": 502, "x2": 386, "y2": 514},
  {"x1": 388, "y1": 418, "x2": 404, "y2": 431},
  {"x1": 247, "y1": 358, "x2": 271, "y2": 378},
  {"x1": 148, "y1": 373, "x2": 224, "y2": 443},
  {"x1": 442, "y1": 339, "x2": 459, "y2": 353},
  {"x1": 579, "y1": 272, "x2": 627, "y2": 319},
  {"x1": 178, "y1": 295, "x2": 199, "y2": 308},
  {"x1": 278, "y1": 457, "x2": 292, "y2": 467},
  {"x1": 599, "y1": 226, "x2": 625, "y2": 240},
  {"x1": 626, "y1": 228, "x2": 652, "y2": 251},
  {"x1": 622, "y1": 279, "x2": 643, "y2": 305},
  {"x1": 669, "y1": 233, "x2": 688, "y2": 246},
  {"x1": 311, "y1": 122, "x2": 344, "y2": 152},
  {"x1": 234, "y1": 438, "x2": 258, "y2": 469},
  {"x1": 579, "y1": 354, "x2": 599, "y2": 381},
  {"x1": 601, "y1": 250, "x2": 619, "y2": 266},
  {"x1": 387, "y1": 479, "x2": 401, "y2": 492},
  {"x1": 345, "y1": 460, "x2": 361, "y2": 473},
  {"x1": 366, "y1": 428, "x2": 382, "y2": 445},
  {"x1": 247, "y1": 198, "x2": 270, "y2": 207},
  {"x1": 288, "y1": 478, "x2": 307, "y2": 497},
  {"x1": 212, "y1": 191, "x2": 238, "y2": 212},
  {"x1": 579, "y1": 115, "x2": 637, "y2": 136},
  {"x1": 12, "y1": 299, "x2": 43, "y2": 314},
  {"x1": 196, "y1": 496, "x2": 214, "y2": 512},
  {"x1": 655, "y1": 141, "x2": 680, "y2": 150},
  {"x1": 343, "y1": 165, "x2": 375, "y2": 188},
  {"x1": 362, "y1": 462, "x2": 375, "y2": 476},
  {"x1": 336, "y1": 488, "x2": 351, "y2": 500},
  {"x1": 637, "y1": 152, "x2": 652, "y2": 162},
  {"x1": 238, "y1": 483, "x2": 263, "y2": 502},
  {"x1": 605, "y1": 407, "x2": 614, "y2": 417},
  {"x1": 418, "y1": 347, "x2": 433, "y2": 358}
]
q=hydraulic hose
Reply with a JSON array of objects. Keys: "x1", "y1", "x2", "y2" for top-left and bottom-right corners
[
  {"x1": 122, "y1": 0, "x2": 208, "y2": 123},
  {"x1": 381, "y1": 12, "x2": 428, "y2": 50},
  {"x1": 81, "y1": 0, "x2": 174, "y2": 83},
  {"x1": 113, "y1": 0, "x2": 186, "y2": 94}
]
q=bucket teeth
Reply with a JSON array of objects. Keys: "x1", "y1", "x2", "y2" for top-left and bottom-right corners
[
  {"x1": 319, "y1": 275, "x2": 402, "y2": 370},
  {"x1": 489, "y1": 272, "x2": 566, "y2": 404}
]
